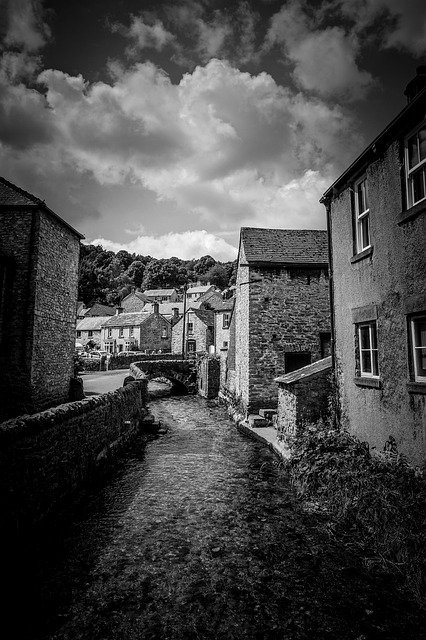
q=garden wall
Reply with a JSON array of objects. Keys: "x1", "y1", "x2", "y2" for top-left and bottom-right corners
[{"x1": 0, "y1": 379, "x2": 148, "y2": 538}]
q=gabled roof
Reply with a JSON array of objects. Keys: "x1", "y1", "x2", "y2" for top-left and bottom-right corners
[
  {"x1": 0, "y1": 176, "x2": 84, "y2": 239},
  {"x1": 122, "y1": 290, "x2": 150, "y2": 303},
  {"x1": 191, "y1": 308, "x2": 214, "y2": 326},
  {"x1": 85, "y1": 303, "x2": 116, "y2": 317},
  {"x1": 275, "y1": 356, "x2": 332, "y2": 385},
  {"x1": 187, "y1": 284, "x2": 215, "y2": 295},
  {"x1": 103, "y1": 311, "x2": 152, "y2": 327},
  {"x1": 144, "y1": 288, "x2": 177, "y2": 297},
  {"x1": 240, "y1": 228, "x2": 328, "y2": 266},
  {"x1": 76, "y1": 316, "x2": 111, "y2": 331}
]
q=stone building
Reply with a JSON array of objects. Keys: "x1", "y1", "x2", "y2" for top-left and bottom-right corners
[
  {"x1": 143, "y1": 288, "x2": 179, "y2": 303},
  {"x1": 171, "y1": 308, "x2": 214, "y2": 356},
  {"x1": 121, "y1": 288, "x2": 150, "y2": 312},
  {"x1": 0, "y1": 177, "x2": 83, "y2": 419},
  {"x1": 232, "y1": 227, "x2": 330, "y2": 414},
  {"x1": 76, "y1": 316, "x2": 110, "y2": 348},
  {"x1": 186, "y1": 283, "x2": 216, "y2": 304},
  {"x1": 321, "y1": 68, "x2": 426, "y2": 466},
  {"x1": 101, "y1": 304, "x2": 171, "y2": 353},
  {"x1": 213, "y1": 298, "x2": 234, "y2": 388}
]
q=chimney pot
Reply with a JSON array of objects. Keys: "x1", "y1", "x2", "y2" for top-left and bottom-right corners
[
  {"x1": 153, "y1": 301, "x2": 159, "y2": 314},
  {"x1": 116, "y1": 305, "x2": 123, "y2": 315}
]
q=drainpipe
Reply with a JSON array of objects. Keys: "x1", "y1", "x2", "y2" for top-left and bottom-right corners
[{"x1": 321, "y1": 193, "x2": 338, "y2": 427}]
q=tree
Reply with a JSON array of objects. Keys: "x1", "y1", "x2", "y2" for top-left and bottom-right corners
[{"x1": 201, "y1": 263, "x2": 229, "y2": 289}]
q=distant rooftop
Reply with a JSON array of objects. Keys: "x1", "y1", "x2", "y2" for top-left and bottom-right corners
[
  {"x1": 103, "y1": 311, "x2": 152, "y2": 328},
  {"x1": 240, "y1": 228, "x2": 328, "y2": 266},
  {"x1": 187, "y1": 284, "x2": 215, "y2": 294},
  {"x1": 76, "y1": 316, "x2": 112, "y2": 331},
  {"x1": 144, "y1": 288, "x2": 177, "y2": 297}
]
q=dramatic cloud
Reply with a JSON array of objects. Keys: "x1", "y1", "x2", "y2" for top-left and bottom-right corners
[
  {"x1": 334, "y1": 0, "x2": 426, "y2": 56},
  {"x1": 0, "y1": 56, "x2": 359, "y2": 236},
  {"x1": 112, "y1": 16, "x2": 175, "y2": 54},
  {"x1": 91, "y1": 230, "x2": 238, "y2": 261},
  {"x1": 265, "y1": 1, "x2": 373, "y2": 101},
  {"x1": 2, "y1": 0, "x2": 50, "y2": 52}
]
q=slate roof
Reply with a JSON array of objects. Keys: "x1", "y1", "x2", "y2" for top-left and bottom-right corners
[
  {"x1": 85, "y1": 303, "x2": 116, "y2": 317},
  {"x1": 275, "y1": 356, "x2": 332, "y2": 385},
  {"x1": 76, "y1": 316, "x2": 111, "y2": 331},
  {"x1": 0, "y1": 176, "x2": 84, "y2": 238},
  {"x1": 240, "y1": 228, "x2": 328, "y2": 266},
  {"x1": 103, "y1": 311, "x2": 152, "y2": 327},
  {"x1": 211, "y1": 298, "x2": 235, "y2": 312},
  {"x1": 144, "y1": 302, "x2": 184, "y2": 317},
  {"x1": 122, "y1": 290, "x2": 150, "y2": 303},
  {"x1": 144, "y1": 288, "x2": 177, "y2": 297},
  {"x1": 192, "y1": 309, "x2": 214, "y2": 326},
  {"x1": 187, "y1": 284, "x2": 214, "y2": 295}
]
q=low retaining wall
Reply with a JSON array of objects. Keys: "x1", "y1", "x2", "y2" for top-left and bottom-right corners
[
  {"x1": 197, "y1": 356, "x2": 220, "y2": 399},
  {"x1": 108, "y1": 352, "x2": 179, "y2": 370},
  {"x1": 0, "y1": 379, "x2": 148, "y2": 538}
]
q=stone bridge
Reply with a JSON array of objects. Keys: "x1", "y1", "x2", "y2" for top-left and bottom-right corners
[{"x1": 130, "y1": 359, "x2": 197, "y2": 394}]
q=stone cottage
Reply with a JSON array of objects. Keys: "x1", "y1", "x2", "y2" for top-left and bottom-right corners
[
  {"x1": 101, "y1": 303, "x2": 171, "y2": 353},
  {"x1": 76, "y1": 316, "x2": 110, "y2": 348},
  {"x1": 0, "y1": 177, "x2": 83, "y2": 419},
  {"x1": 171, "y1": 308, "x2": 214, "y2": 356},
  {"x1": 231, "y1": 227, "x2": 330, "y2": 414},
  {"x1": 213, "y1": 298, "x2": 235, "y2": 388},
  {"x1": 121, "y1": 288, "x2": 150, "y2": 312},
  {"x1": 321, "y1": 67, "x2": 426, "y2": 466}
]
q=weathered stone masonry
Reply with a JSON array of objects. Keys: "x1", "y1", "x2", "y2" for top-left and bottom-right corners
[{"x1": 0, "y1": 380, "x2": 148, "y2": 538}]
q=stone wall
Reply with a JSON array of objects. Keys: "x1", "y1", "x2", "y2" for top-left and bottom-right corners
[
  {"x1": 277, "y1": 369, "x2": 332, "y2": 441},
  {"x1": 330, "y1": 137, "x2": 426, "y2": 466},
  {"x1": 0, "y1": 380, "x2": 148, "y2": 538},
  {"x1": 0, "y1": 207, "x2": 80, "y2": 419},
  {"x1": 197, "y1": 356, "x2": 220, "y2": 398},
  {"x1": 109, "y1": 352, "x2": 180, "y2": 370},
  {"x1": 139, "y1": 313, "x2": 171, "y2": 352}
]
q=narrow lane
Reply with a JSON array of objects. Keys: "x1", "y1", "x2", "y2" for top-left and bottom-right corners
[{"x1": 12, "y1": 396, "x2": 423, "y2": 640}]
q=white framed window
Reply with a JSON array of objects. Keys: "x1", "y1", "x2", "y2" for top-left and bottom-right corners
[
  {"x1": 187, "y1": 321, "x2": 194, "y2": 334},
  {"x1": 105, "y1": 341, "x2": 114, "y2": 353},
  {"x1": 354, "y1": 176, "x2": 370, "y2": 253},
  {"x1": 107, "y1": 328, "x2": 112, "y2": 338},
  {"x1": 119, "y1": 327, "x2": 124, "y2": 337},
  {"x1": 124, "y1": 341, "x2": 131, "y2": 351},
  {"x1": 223, "y1": 312, "x2": 231, "y2": 329},
  {"x1": 358, "y1": 322, "x2": 379, "y2": 378},
  {"x1": 161, "y1": 327, "x2": 168, "y2": 339},
  {"x1": 129, "y1": 325, "x2": 134, "y2": 336},
  {"x1": 411, "y1": 315, "x2": 426, "y2": 382},
  {"x1": 405, "y1": 123, "x2": 426, "y2": 208}
]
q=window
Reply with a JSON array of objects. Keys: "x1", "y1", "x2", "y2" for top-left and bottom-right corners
[
  {"x1": 223, "y1": 312, "x2": 231, "y2": 329},
  {"x1": 119, "y1": 327, "x2": 124, "y2": 337},
  {"x1": 107, "y1": 328, "x2": 112, "y2": 338},
  {"x1": 76, "y1": 330, "x2": 81, "y2": 338},
  {"x1": 222, "y1": 341, "x2": 228, "y2": 348},
  {"x1": 161, "y1": 327, "x2": 168, "y2": 339},
  {"x1": 358, "y1": 322, "x2": 379, "y2": 377},
  {"x1": 105, "y1": 341, "x2": 114, "y2": 353},
  {"x1": 354, "y1": 176, "x2": 370, "y2": 252},
  {"x1": 187, "y1": 321, "x2": 194, "y2": 334},
  {"x1": 88, "y1": 330, "x2": 93, "y2": 337},
  {"x1": 187, "y1": 339, "x2": 196, "y2": 353},
  {"x1": 406, "y1": 124, "x2": 426, "y2": 208},
  {"x1": 410, "y1": 315, "x2": 426, "y2": 382},
  {"x1": 124, "y1": 341, "x2": 131, "y2": 351},
  {"x1": 129, "y1": 326, "x2": 134, "y2": 337}
]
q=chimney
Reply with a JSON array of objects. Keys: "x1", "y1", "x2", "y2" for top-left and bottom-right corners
[
  {"x1": 116, "y1": 305, "x2": 123, "y2": 315},
  {"x1": 153, "y1": 301, "x2": 159, "y2": 315},
  {"x1": 131, "y1": 286, "x2": 135, "y2": 293},
  {"x1": 404, "y1": 66, "x2": 426, "y2": 103},
  {"x1": 171, "y1": 307, "x2": 179, "y2": 325}
]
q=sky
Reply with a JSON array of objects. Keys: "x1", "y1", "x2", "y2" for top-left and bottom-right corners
[{"x1": 0, "y1": 0, "x2": 425, "y2": 260}]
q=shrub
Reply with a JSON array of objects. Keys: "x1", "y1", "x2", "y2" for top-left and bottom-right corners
[{"x1": 289, "y1": 423, "x2": 426, "y2": 607}]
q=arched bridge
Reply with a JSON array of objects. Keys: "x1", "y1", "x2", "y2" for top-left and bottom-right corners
[{"x1": 129, "y1": 359, "x2": 197, "y2": 394}]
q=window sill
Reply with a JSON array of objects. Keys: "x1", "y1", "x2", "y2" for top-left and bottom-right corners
[
  {"x1": 354, "y1": 376, "x2": 381, "y2": 389},
  {"x1": 398, "y1": 200, "x2": 426, "y2": 225},
  {"x1": 350, "y1": 246, "x2": 373, "y2": 264},
  {"x1": 407, "y1": 382, "x2": 426, "y2": 395}
]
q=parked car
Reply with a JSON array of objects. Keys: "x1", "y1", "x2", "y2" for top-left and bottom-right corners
[
  {"x1": 117, "y1": 351, "x2": 140, "y2": 356},
  {"x1": 89, "y1": 350, "x2": 109, "y2": 359}
]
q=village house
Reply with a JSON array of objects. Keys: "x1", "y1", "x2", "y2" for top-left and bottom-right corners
[
  {"x1": 76, "y1": 316, "x2": 110, "y2": 348},
  {"x1": 171, "y1": 308, "x2": 214, "y2": 356},
  {"x1": 228, "y1": 227, "x2": 330, "y2": 414},
  {"x1": 143, "y1": 288, "x2": 179, "y2": 303},
  {"x1": 101, "y1": 303, "x2": 171, "y2": 353},
  {"x1": 0, "y1": 177, "x2": 82, "y2": 418},
  {"x1": 213, "y1": 298, "x2": 234, "y2": 354},
  {"x1": 321, "y1": 67, "x2": 426, "y2": 466},
  {"x1": 186, "y1": 283, "x2": 216, "y2": 304},
  {"x1": 143, "y1": 301, "x2": 183, "y2": 324},
  {"x1": 121, "y1": 288, "x2": 150, "y2": 312}
]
